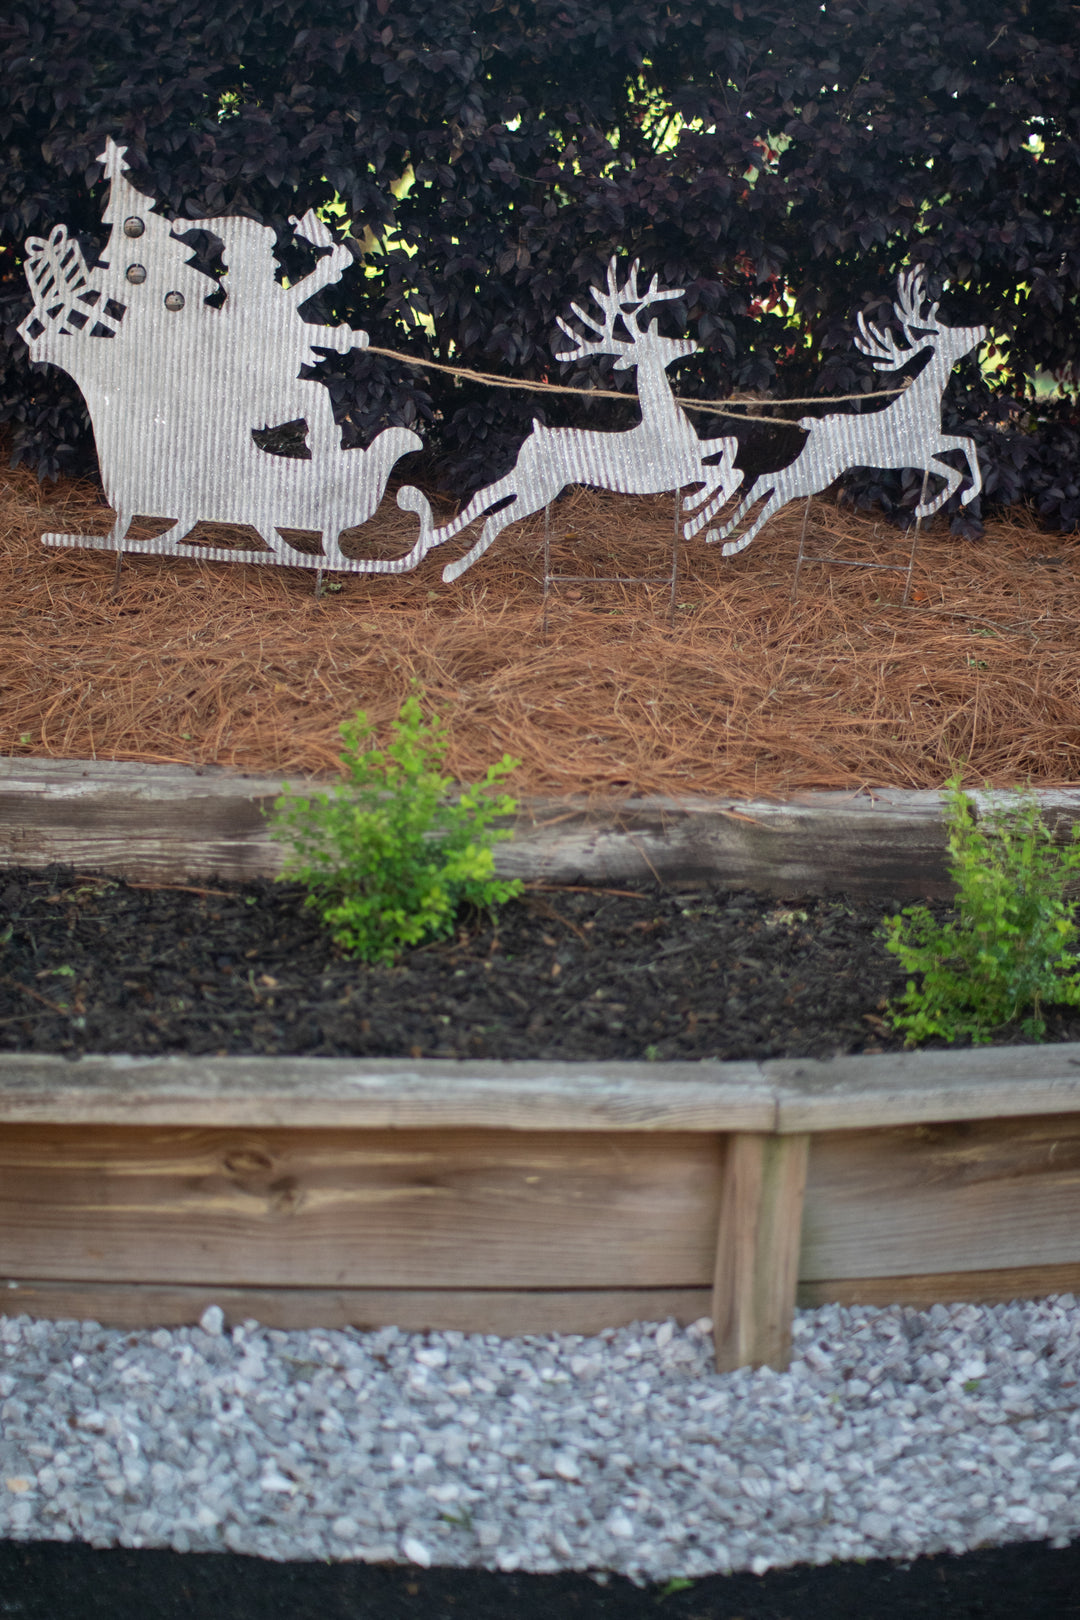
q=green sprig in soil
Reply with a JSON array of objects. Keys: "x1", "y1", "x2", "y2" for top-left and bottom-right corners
[
  {"x1": 883, "y1": 775, "x2": 1080, "y2": 1045},
  {"x1": 271, "y1": 693, "x2": 521, "y2": 964}
]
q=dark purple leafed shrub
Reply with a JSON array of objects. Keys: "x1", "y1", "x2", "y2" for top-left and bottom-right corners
[{"x1": 0, "y1": 0, "x2": 1077, "y2": 530}]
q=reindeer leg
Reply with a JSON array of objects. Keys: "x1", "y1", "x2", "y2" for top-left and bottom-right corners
[
  {"x1": 681, "y1": 438, "x2": 737, "y2": 508},
  {"x1": 442, "y1": 505, "x2": 518, "y2": 583},
  {"x1": 712, "y1": 489, "x2": 787, "y2": 556},
  {"x1": 915, "y1": 459, "x2": 963, "y2": 519},
  {"x1": 683, "y1": 476, "x2": 749, "y2": 540},
  {"x1": 682, "y1": 474, "x2": 743, "y2": 540},
  {"x1": 426, "y1": 476, "x2": 522, "y2": 553},
  {"x1": 709, "y1": 454, "x2": 744, "y2": 512},
  {"x1": 681, "y1": 489, "x2": 723, "y2": 536},
  {"x1": 939, "y1": 436, "x2": 983, "y2": 506},
  {"x1": 714, "y1": 440, "x2": 828, "y2": 552},
  {"x1": 697, "y1": 482, "x2": 768, "y2": 545},
  {"x1": 716, "y1": 476, "x2": 811, "y2": 553},
  {"x1": 682, "y1": 448, "x2": 740, "y2": 502}
]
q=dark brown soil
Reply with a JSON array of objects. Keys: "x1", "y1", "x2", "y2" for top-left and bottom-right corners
[
  {"x1": 2, "y1": 865, "x2": 1080, "y2": 1060},
  {"x1": 3, "y1": 1535, "x2": 1080, "y2": 1619}
]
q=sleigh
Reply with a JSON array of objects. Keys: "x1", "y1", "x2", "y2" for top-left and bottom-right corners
[
  {"x1": 29, "y1": 296, "x2": 420, "y2": 570},
  {"x1": 19, "y1": 157, "x2": 421, "y2": 573}
]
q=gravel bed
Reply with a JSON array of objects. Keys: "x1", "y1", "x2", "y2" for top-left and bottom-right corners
[{"x1": 2, "y1": 1298, "x2": 1079, "y2": 1580}]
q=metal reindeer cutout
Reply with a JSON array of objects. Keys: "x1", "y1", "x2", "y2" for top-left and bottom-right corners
[
  {"x1": 380, "y1": 259, "x2": 742, "y2": 582},
  {"x1": 16, "y1": 141, "x2": 987, "y2": 588},
  {"x1": 19, "y1": 140, "x2": 421, "y2": 569},
  {"x1": 703, "y1": 268, "x2": 986, "y2": 556}
]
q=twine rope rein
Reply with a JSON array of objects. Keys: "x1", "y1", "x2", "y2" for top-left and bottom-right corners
[{"x1": 362, "y1": 344, "x2": 911, "y2": 422}]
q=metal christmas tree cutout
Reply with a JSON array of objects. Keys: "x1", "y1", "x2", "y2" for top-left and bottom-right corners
[{"x1": 19, "y1": 140, "x2": 421, "y2": 569}]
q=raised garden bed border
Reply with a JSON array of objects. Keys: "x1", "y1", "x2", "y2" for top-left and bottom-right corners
[
  {"x1": 4, "y1": 1045, "x2": 1080, "y2": 1373},
  {"x1": 6, "y1": 757, "x2": 1080, "y2": 895},
  {"x1": 5, "y1": 758, "x2": 1080, "y2": 1372}
]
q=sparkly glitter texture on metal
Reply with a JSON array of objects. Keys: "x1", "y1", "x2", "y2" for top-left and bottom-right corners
[
  {"x1": 18, "y1": 140, "x2": 422, "y2": 569},
  {"x1": 381, "y1": 259, "x2": 743, "y2": 583},
  {"x1": 706, "y1": 269, "x2": 986, "y2": 557},
  {"x1": 17, "y1": 142, "x2": 987, "y2": 585}
]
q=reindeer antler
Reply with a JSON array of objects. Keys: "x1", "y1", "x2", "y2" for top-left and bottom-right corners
[
  {"x1": 893, "y1": 267, "x2": 941, "y2": 334},
  {"x1": 555, "y1": 256, "x2": 685, "y2": 362},
  {"x1": 618, "y1": 259, "x2": 684, "y2": 318},
  {"x1": 854, "y1": 267, "x2": 939, "y2": 372}
]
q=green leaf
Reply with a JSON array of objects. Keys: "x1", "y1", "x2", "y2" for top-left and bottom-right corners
[
  {"x1": 270, "y1": 688, "x2": 522, "y2": 963},
  {"x1": 882, "y1": 774, "x2": 1080, "y2": 1047},
  {"x1": 656, "y1": 1576, "x2": 695, "y2": 1599}
]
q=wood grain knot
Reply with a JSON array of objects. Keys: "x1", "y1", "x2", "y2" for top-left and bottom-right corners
[{"x1": 223, "y1": 1148, "x2": 275, "y2": 1176}]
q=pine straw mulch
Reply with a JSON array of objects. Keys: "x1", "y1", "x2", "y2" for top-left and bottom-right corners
[{"x1": 1, "y1": 459, "x2": 1079, "y2": 798}]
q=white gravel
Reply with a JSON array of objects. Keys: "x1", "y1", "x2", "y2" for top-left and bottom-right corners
[{"x1": 2, "y1": 1296, "x2": 1080, "y2": 1581}]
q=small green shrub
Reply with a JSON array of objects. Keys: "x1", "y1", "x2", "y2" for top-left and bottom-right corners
[
  {"x1": 271, "y1": 693, "x2": 522, "y2": 963},
  {"x1": 882, "y1": 776, "x2": 1080, "y2": 1045}
]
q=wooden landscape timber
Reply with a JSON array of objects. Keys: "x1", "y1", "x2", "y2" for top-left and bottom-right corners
[
  {"x1": 5, "y1": 759, "x2": 1080, "y2": 1369},
  {"x1": 4, "y1": 1046, "x2": 1080, "y2": 1372},
  {"x1": 6, "y1": 757, "x2": 1080, "y2": 895}
]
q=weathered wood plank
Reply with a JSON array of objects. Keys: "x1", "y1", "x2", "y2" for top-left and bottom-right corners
[
  {"x1": 505, "y1": 788, "x2": 959, "y2": 896},
  {"x1": 0, "y1": 1053, "x2": 776, "y2": 1134},
  {"x1": 0, "y1": 758, "x2": 971, "y2": 894},
  {"x1": 12, "y1": 1047, "x2": 1080, "y2": 1136},
  {"x1": 797, "y1": 1263, "x2": 1080, "y2": 1310},
  {"x1": 712, "y1": 1132, "x2": 809, "y2": 1372},
  {"x1": 0, "y1": 760, "x2": 286, "y2": 883},
  {"x1": 5, "y1": 758, "x2": 1080, "y2": 893},
  {"x1": 771, "y1": 1047, "x2": 1080, "y2": 1133},
  {"x1": 800, "y1": 1114, "x2": 1080, "y2": 1281},
  {"x1": 0, "y1": 1123, "x2": 723, "y2": 1291},
  {"x1": 0, "y1": 1280, "x2": 712, "y2": 1335}
]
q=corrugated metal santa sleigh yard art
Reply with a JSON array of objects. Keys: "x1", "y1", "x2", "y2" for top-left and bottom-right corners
[{"x1": 18, "y1": 140, "x2": 986, "y2": 584}]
